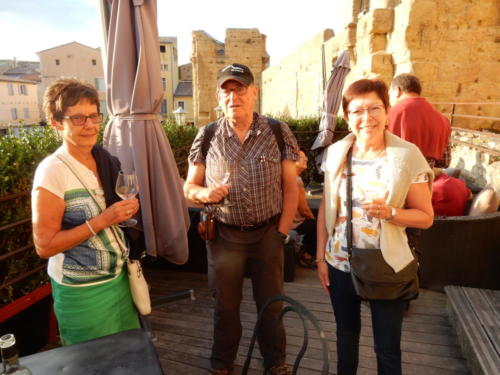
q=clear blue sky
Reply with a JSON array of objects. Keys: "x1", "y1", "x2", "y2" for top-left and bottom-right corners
[{"x1": 1, "y1": 0, "x2": 344, "y2": 66}]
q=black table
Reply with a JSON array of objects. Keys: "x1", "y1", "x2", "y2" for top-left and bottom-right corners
[{"x1": 20, "y1": 328, "x2": 163, "y2": 374}]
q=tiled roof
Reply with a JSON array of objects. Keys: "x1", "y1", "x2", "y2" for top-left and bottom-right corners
[
  {"x1": 159, "y1": 36, "x2": 177, "y2": 44},
  {"x1": 0, "y1": 75, "x2": 38, "y2": 84},
  {"x1": 174, "y1": 81, "x2": 192, "y2": 97}
]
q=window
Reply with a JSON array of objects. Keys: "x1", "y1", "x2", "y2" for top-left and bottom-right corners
[
  {"x1": 100, "y1": 100, "x2": 107, "y2": 116},
  {"x1": 55, "y1": 59, "x2": 60, "y2": 65},
  {"x1": 160, "y1": 45, "x2": 166, "y2": 53},
  {"x1": 11, "y1": 108, "x2": 18, "y2": 120},
  {"x1": 94, "y1": 78, "x2": 105, "y2": 91},
  {"x1": 18, "y1": 85, "x2": 27, "y2": 95},
  {"x1": 178, "y1": 101, "x2": 185, "y2": 110},
  {"x1": 164, "y1": 64, "x2": 168, "y2": 71},
  {"x1": 92, "y1": 59, "x2": 97, "y2": 66},
  {"x1": 161, "y1": 100, "x2": 167, "y2": 114},
  {"x1": 23, "y1": 108, "x2": 29, "y2": 119},
  {"x1": 7, "y1": 83, "x2": 14, "y2": 96},
  {"x1": 162, "y1": 78, "x2": 166, "y2": 91}
]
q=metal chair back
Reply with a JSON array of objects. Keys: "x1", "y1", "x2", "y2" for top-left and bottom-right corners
[{"x1": 242, "y1": 295, "x2": 330, "y2": 375}]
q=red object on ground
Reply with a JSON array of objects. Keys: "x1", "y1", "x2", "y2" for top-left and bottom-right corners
[{"x1": 432, "y1": 174, "x2": 471, "y2": 216}]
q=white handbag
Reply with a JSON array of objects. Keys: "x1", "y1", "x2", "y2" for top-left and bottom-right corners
[
  {"x1": 57, "y1": 154, "x2": 152, "y2": 315},
  {"x1": 126, "y1": 259, "x2": 152, "y2": 315}
]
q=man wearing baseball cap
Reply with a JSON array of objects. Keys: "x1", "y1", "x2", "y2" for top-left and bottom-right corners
[{"x1": 184, "y1": 63, "x2": 299, "y2": 375}]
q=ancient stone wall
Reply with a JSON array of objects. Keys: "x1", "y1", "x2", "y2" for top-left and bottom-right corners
[
  {"x1": 261, "y1": 0, "x2": 500, "y2": 130},
  {"x1": 261, "y1": 30, "x2": 334, "y2": 118},
  {"x1": 191, "y1": 29, "x2": 268, "y2": 126},
  {"x1": 179, "y1": 63, "x2": 192, "y2": 81}
]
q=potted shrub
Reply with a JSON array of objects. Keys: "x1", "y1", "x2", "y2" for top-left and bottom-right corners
[{"x1": 0, "y1": 127, "x2": 60, "y2": 354}]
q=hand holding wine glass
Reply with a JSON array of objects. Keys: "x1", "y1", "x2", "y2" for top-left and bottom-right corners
[
  {"x1": 359, "y1": 178, "x2": 388, "y2": 219},
  {"x1": 115, "y1": 171, "x2": 139, "y2": 227},
  {"x1": 210, "y1": 161, "x2": 232, "y2": 205}
]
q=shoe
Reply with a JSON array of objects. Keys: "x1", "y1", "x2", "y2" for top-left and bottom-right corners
[
  {"x1": 298, "y1": 251, "x2": 316, "y2": 269},
  {"x1": 208, "y1": 369, "x2": 231, "y2": 375},
  {"x1": 267, "y1": 363, "x2": 292, "y2": 375}
]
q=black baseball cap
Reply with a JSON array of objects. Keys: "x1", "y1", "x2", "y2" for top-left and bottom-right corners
[{"x1": 216, "y1": 63, "x2": 254, "y2": 88}]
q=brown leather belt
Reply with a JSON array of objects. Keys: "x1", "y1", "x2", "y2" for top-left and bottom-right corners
[{"x1": 219, "y1": 214, "x2": 280, "y2": 231}]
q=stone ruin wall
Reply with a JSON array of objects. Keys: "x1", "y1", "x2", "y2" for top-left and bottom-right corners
[
  {"x1": 261, "y1": 0, "x2": 500, "y2": 132},
  {"x1": 191, "y1": 29, "x2": 268, "y2": 126}
]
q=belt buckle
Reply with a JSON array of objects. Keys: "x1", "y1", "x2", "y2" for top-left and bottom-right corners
[{"x1": 240, "y1": 224, "x2": 255, "y2": 231}]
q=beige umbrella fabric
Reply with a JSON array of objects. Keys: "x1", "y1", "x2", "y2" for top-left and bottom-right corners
[{"x1": 100, "y1": 0, "x2": 189, "y2": 263}]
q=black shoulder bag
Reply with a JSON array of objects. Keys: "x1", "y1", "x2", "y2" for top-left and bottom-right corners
[{"x1": 346, "y1": 147, "x2": 419, "y2": 301}]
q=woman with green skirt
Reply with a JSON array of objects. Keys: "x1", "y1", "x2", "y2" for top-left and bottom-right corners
[{"x1": 32, "y1": 79, "x2": 141, "y2": 345}]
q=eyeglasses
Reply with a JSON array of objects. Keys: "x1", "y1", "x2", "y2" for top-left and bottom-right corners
[
  {"x1": 218, "y1": 86, "x2": 248, "y2": 97},
  {"x1": 347, "y1": 105, "x2": 385, "y2": 118},
  {"x1": 63, "y1": 113, "x2": 102, "y2": 126}
]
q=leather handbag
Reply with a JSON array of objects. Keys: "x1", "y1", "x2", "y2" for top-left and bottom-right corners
[
  {"x1": 198, "y1": 209, "x2": 216, "y2": 241},
  {"x1": 345, "y1": 148, "x2": 419, "y2": 301},
  {"x1": 56, "y1": 154, "x2": 152, "y2": 315}
]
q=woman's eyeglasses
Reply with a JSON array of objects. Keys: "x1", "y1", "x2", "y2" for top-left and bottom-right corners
[
  {"x1": 348, "y1": 105, "x2": 385, "y2": 118},
  {"x1": 63, "y1": 113, "x2": 103, "y2": 126}
]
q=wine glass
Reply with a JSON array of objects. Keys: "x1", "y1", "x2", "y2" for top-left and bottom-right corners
[
  {"x1": 358, "y1": 177, "x2": 387, "y2": 222},
  {"x1": 115, "y1": 171, "x2": 139, "y2": 227},
  {"x1": 213, "y1": 161, "x2": 232, "y2": 206}
]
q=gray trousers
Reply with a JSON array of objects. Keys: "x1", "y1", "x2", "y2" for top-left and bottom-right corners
[{"x1": 207, "y1": 221, "x2": 286, "y2": 370}]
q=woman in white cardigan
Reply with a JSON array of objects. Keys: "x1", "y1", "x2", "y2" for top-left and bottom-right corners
[{"x1": 316, "y1": 79, "x2": 433, "y2": 375}]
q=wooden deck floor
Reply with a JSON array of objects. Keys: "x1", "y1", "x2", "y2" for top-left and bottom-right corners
[{"x1": 145, "y1": 266, "x2": 470, "y2": 375}]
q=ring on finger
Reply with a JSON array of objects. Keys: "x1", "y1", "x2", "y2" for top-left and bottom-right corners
[{"x1": 126, "y1": 210, "x2": 131, "y2": 215}]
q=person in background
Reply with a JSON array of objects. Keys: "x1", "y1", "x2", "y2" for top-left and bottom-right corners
[
  {"x1": 184, "y1": 63, "x2": 298, "y2": 375},
  {"x1": 31, "y1": 79, "x2": 140, "y2": 345},
  {"x1": 388, "y1": 73, "x2": 451, "y2": 168},
  {"x1": 432, "y1": 169, "x2": 472, "y2": 216},
  {"x1": 316, "y1": 79, "x2": 433, "y2": 375},
  {"x1": 292, "y1": 149, "x2": 316, "y2": 268}
]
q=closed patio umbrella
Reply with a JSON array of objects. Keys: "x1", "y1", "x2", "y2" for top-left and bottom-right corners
[
  {"x1": 99, "y1": 0, "x2": 189, "y2": 263},
  {"x1": 311, "y1": 50, "x2": 350, "y2": 151}
]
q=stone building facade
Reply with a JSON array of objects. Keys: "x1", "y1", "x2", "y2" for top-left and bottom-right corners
[
  {"x1": 37, "y1": 42, "x2": 106, "y2": 118},
  {"x1": 261, "y1": 0, "x2": 500, "y2": 131},
  {"x1": 0, "y1": 76, "x2": 40, "y2": 126},
  {"x1": 159, "y1": 37, "x2": 179, "y2": 118},
  {"x1": 191, "y1": 29, "x2": 269, "y2": 126}
]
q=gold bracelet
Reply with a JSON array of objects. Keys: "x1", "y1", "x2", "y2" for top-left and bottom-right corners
[
  {"x1": 85, "y1": 220, "x2": 97, "y2": 236},
  {"x1": 314, "y1": 258, "x2": 326, "y2": 263}
]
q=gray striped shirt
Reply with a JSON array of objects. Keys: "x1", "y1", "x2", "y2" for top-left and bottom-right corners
[{"x1": 188, "y1": 113, "x2": 299, "y2": 226}]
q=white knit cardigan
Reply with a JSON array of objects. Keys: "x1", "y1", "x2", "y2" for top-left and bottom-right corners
[{"x1": 322, "y1": 131, "x2": 433, "y2": 272}]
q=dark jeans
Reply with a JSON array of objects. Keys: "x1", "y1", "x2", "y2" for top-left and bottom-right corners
[
  {"x1": 207, "y1": 222, "x2": 286, "y2": 371},
  {"x1": 328, "y1": 265, "x2": 407, "y2": 375}
]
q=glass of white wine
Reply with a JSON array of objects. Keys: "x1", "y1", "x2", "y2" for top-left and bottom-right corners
[
  {"x1": 358, "y1": 178, "x2": 387, "y2": 222},
  {"x1": 213, "y1": 161, "x2": 232, "y2": 206},
  {"x1": 115, "y1": 171, "x2": 139, "y2": 227}
]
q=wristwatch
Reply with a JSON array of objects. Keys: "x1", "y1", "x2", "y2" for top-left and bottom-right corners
[{"x1": 386, "y1": 206, "x2": 396, "y2": 221}]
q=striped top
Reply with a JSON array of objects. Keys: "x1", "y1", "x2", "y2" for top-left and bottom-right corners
[{"x1": 32, "y1": 147, "x2": 126, "y2": 286}]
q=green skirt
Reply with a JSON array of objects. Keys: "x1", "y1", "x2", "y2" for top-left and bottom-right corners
[{"x1": 51, "y1": 269, "x2": 140, "y2": 346}]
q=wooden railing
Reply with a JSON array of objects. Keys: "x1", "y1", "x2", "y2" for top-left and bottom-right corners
[
  {"x1": 0, "y1": 190, "x2": 47, "y2": 300},
  {"x1": 433, "y1": 102, "x2": 500, "y2": 126}
]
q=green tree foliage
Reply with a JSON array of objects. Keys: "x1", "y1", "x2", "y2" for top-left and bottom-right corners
[{"x1": 0, "y1": 127, "x2": 60, "y2": 306}]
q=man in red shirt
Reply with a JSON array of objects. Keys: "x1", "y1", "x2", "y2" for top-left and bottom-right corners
[{"x1": 388, "y1": 74, "x2": 451, "y2": 168}]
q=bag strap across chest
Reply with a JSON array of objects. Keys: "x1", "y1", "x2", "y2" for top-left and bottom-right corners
[{"x1": 201, "y1": 118, "x2": 284, "y2": 159}]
